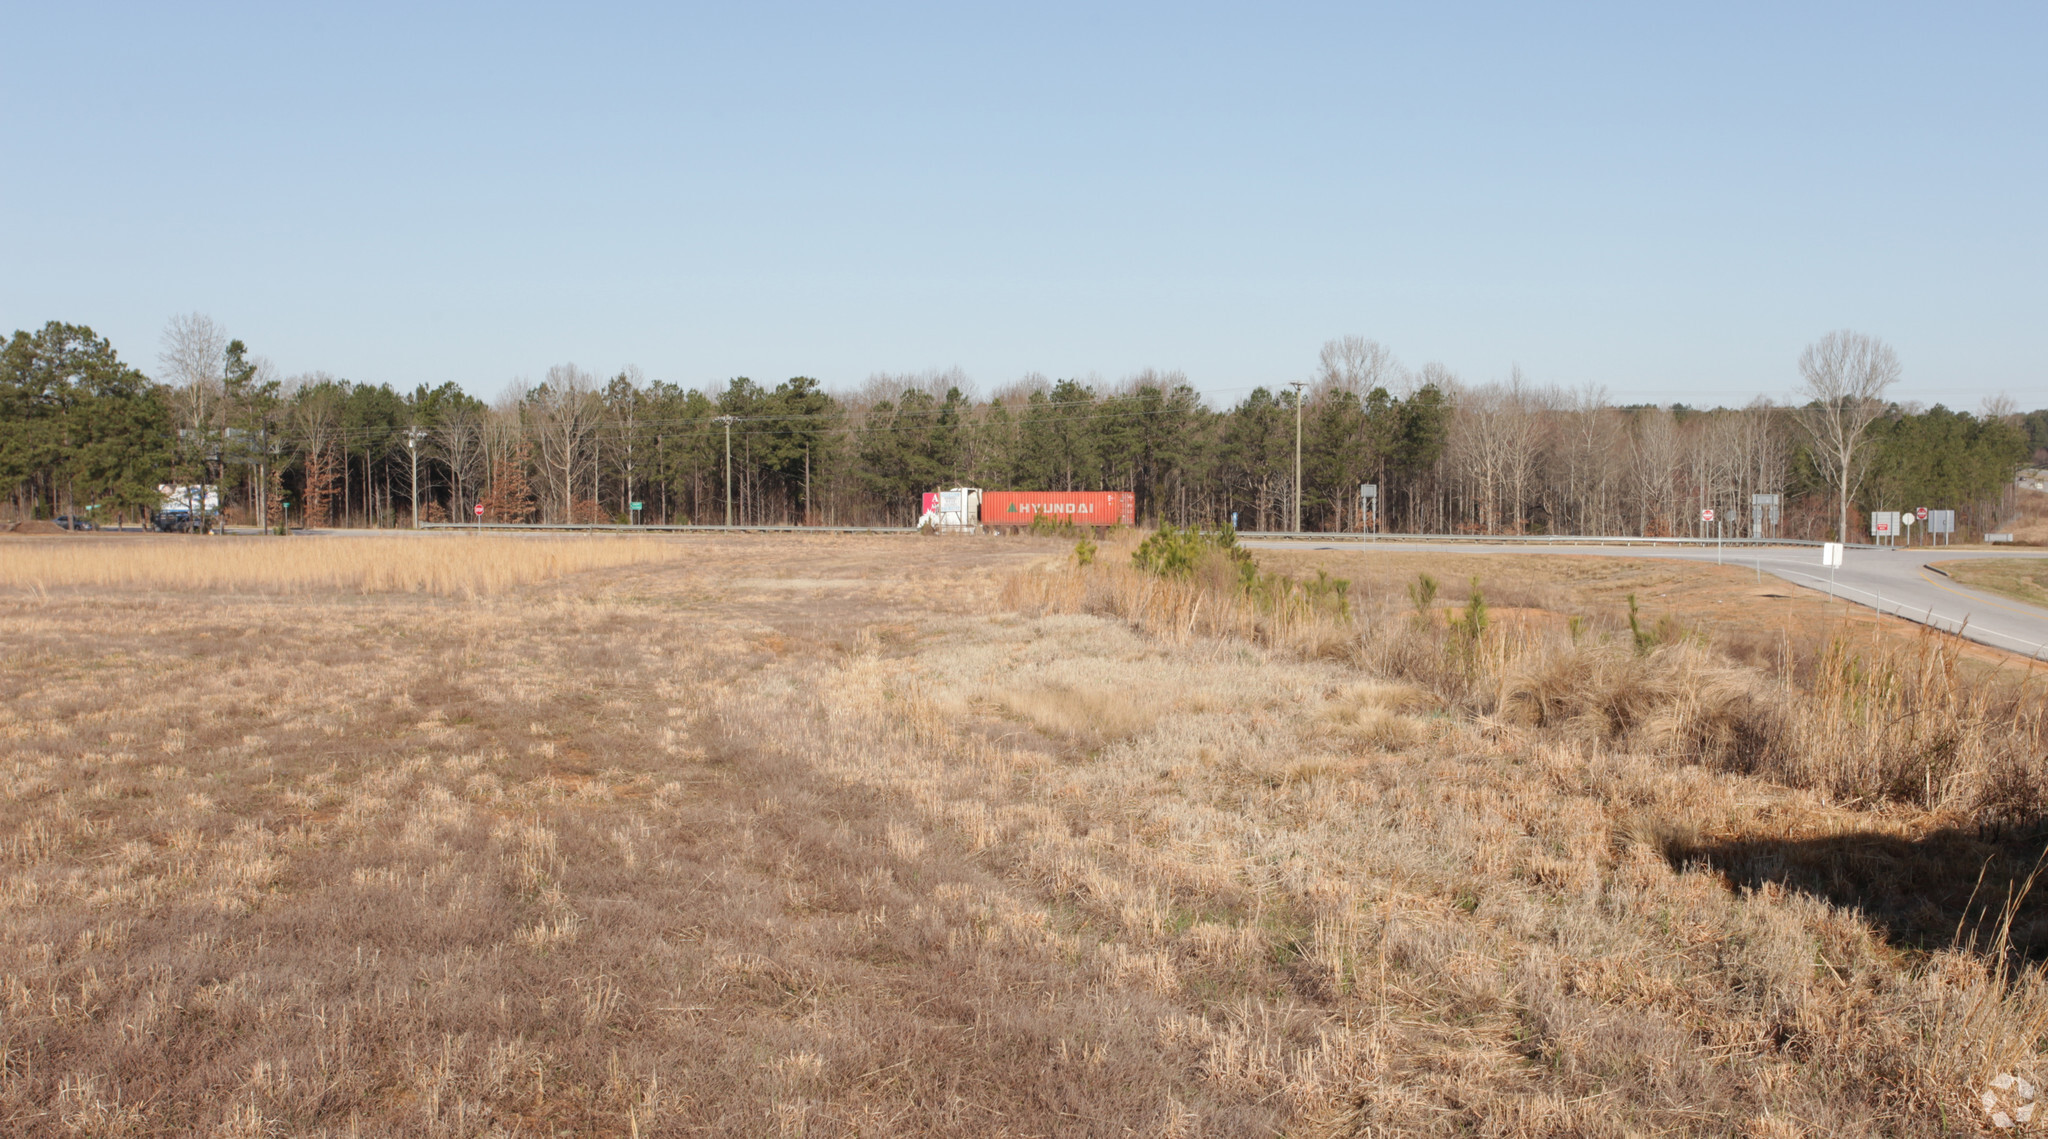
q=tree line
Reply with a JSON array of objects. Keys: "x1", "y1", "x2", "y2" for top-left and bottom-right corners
[{"x1": 1, "y1": 318, "x2": 2033, "y2": 539}]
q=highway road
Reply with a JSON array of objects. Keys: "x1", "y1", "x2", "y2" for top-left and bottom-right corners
[{"x1": 1244, "y1": 538, "x2": 2048, "y2": 661}]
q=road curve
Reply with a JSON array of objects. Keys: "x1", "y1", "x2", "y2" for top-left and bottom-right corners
[{"x1": 1244, "y1": 539, "x2": 2048, "y2": 661}]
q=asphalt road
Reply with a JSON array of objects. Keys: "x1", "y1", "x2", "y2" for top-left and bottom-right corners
[{"x1": 1245, "y1": 539, "x2": 2048, "y2": 661}]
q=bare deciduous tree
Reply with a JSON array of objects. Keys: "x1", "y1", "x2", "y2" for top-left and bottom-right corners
[
  {"x1": 159, "y1": 313, "x2": 227, "y2": 504},
  {"x1": 1736, "y1": 398, "x2": 1789, "y2": 537},
  {"x1": 286, "y1": 373, "x2": 343, "y2": 526},
  {"x1": 434, "y1": 404, "x2": 488, "y2": 518},
  {"x1": 1449, "y1": 372, "x2": 1543, "y2": 534},
  {"x1": 1796, "y1": 330, "x2": 1901, "y2": 541},
  {"x1": 528, "y1": 364, "x2": 600, "y2": 523},
  {"x1": 1551, "y1": 385, "x2": 1625, "y2": 534},
  {"x1": 1630, "y1": 408, "x2": 1680, "y2": 535},
  {"x1": 1315, "y1": 335, "x2": 1402, "y2": 396},
  {"x1": 158, "y1": 313, "x2": 225, "y2": 401}
]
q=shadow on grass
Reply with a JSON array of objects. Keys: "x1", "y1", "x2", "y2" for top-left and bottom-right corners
[{"x1": 1672, "y1": 821, "x2": 2048, "y2": 958}]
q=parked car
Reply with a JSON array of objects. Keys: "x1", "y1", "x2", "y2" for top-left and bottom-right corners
[
  {"x1": 52, "y1": 515, "x2": 97, "y2": 531},
  {"x1": 153, "y1": 485, "x2": 219, "y2": 533}
]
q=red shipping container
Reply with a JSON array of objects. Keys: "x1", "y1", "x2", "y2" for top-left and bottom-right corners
[{"x1": 981, "y1": 491, "x2": 1134, "y2": 529}]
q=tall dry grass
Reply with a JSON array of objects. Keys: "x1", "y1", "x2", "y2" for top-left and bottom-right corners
[
  {"x1": 0, "y1": 534, "x2": 685, "y2": 597},
  {"x1": 1001, "y1": 532, "x2": 1361, "y2": 655},
  {"x1": 984, "y1": 536, "x2": 2048, "y2": 1130},
  {"x1": 1006, "y1": 540, "x2": 2048, "y2": 826}
]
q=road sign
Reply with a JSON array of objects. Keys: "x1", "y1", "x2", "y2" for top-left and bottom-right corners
[
  {"x1": 1900, "y1": 514, "x2": 1915, "y2": 528},
  {"x1": 1701, "y1": 508, "x2": 1715, "y2": 523},
  {"x1": 630, "y1": 501, "x2": 643, "y2": 511},
  {"x1": 1360, "y1": 484, "x2": 1377, "y2": 498},
  {"x1": 474, "y1": 504, "x2": 485, "y2": 517},
  {"x1": 1822, "y1": 542, "x2": 1844, "y2": 568},
  {"x1": 1929, "y1": 510, "x2": 1955, "y2": 535},
  {"x1": 1871, "y1": 511, "x2": 1898, "y2": 537},
  {"x1": 1749, "y1": 493, "x2": 1782, "y2": 536},
  {"x1": 1916, "y1": 506, "x2": 1929, "y2": 521}
]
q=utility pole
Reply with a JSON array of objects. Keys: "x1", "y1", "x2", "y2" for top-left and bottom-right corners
[
  {"x1": 1289, "y1": 381, "x2": 1307, "y2": 533},
  {"x1": 405, "y1": 426, "x2": 423, "y2": 529},
  {"x1": 715, "y1": 415, "x2": 736, "y2": 527}
]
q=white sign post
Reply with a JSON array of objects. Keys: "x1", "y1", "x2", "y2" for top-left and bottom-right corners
[
  {"x1": 1360, "y1": 484, "x2": 1378, "y2": 535},
  {"x1": 1822, "y1": 541, "x2": 1844, "y2": 594}
]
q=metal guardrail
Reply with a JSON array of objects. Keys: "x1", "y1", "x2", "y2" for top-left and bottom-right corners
[
  {"x1": 1236, "y1": 531, "x2": 1850, "y2": 549},
  {"x1": 417, "y1": 522, "x2": 917, "y2": 534},
  {"x1": 404, "y1": 523, "x2": 1997, "y2": 551}
]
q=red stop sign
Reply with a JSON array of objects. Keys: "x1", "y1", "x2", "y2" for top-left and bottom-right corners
[
  {"x1": 474, "y1": 505, "x2": 485, "y2": 517},
  {"x1": 1915, "y1": 506, "x2": 1929, "y2": 520}
]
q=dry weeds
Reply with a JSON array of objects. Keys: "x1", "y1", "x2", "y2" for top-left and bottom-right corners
[
  {"x1": 2007, "y1": 486, "x2": 2048, "y2": 546},
  {"x1": 2, "y1": 531, "x2": 2045, "y2": 1135}
]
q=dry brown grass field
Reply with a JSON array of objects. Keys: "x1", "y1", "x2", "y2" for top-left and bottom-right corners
[
  {"x1": 0, "y1": 533, "x2": 682, "y2": 596},
  {"x1": 3, "y1": 530, "x2": 2048, "y2": 1136}
]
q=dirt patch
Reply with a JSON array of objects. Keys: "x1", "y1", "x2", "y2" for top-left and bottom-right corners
[{"x1": 2, "y1": 519, "x2": 69, "y2": 535}]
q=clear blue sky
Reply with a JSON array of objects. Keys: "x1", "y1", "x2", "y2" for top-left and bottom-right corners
[{"x1": 4, "y1": 2, "x2": 2042, "y2": 410}]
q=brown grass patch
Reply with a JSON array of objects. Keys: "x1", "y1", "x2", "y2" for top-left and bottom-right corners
[
  {"x1": 1937, "y1": 557, "x2": 2048, "y2": 609},
  {"x1": 0, "y1": 533, "x2": 687, "y2": 596}
]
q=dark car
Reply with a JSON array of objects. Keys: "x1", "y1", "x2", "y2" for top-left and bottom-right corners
[{"x1": 52, "y1": 515, "x2": 97, "y2": 531}]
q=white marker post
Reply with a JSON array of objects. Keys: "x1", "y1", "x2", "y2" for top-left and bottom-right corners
[{"x1": 1822, "y1": 542, "x2": 1844, "y2": 597}]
